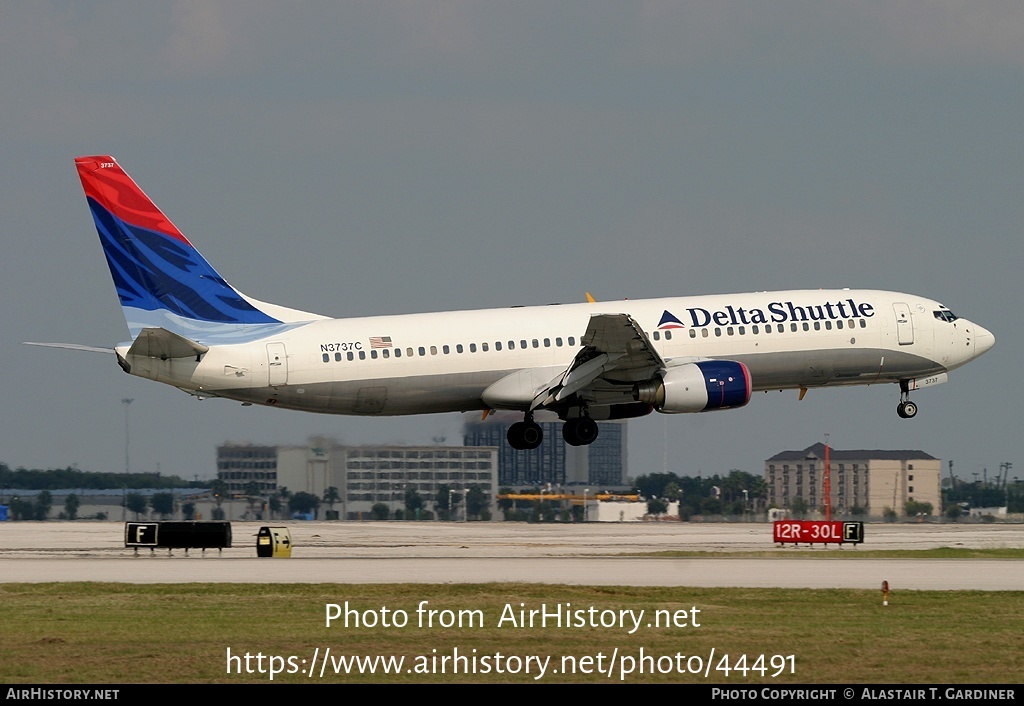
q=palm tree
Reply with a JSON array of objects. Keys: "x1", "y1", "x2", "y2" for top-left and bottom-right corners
[
  {"x1": 210, "y1": 479, "x2": 228, "y2": 520},
  {"x1": 244, "y1": 480, "x2": 261, "y2": 519},
  {"x1": 323, "y1": 486, "x2": 341, "y2": 519}
]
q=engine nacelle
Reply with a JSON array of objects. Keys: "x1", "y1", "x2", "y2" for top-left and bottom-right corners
[{"x1": 633, "y1": 361, "x2": 751, "y2": 413}]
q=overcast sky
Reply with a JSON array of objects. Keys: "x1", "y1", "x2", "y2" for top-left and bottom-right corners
[{"x1": 1, "y1": 2, "x2": 1019, "y2": 485}]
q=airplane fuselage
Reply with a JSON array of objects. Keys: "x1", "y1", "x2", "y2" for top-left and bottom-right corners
[
  {"x1": 67, "y1": 156, "x2": 994, "y2": 451},
  {"x1": 117, "y1": 288, "x2": 990, "y2": 417}
]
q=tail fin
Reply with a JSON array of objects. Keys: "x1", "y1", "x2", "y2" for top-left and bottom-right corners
[{"x1": 75, "y1": 156, "x2": 323, "y2": 343}]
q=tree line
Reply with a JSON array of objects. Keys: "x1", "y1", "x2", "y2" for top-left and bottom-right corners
[
  {"x1": 0, "y1": 463, "x2": 201, "y2": 490},
  {"x1": 632, "y1": 470, "x2": 767, "y2": 519}
]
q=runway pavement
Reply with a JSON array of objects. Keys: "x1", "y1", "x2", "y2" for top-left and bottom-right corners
[{"x1": 1, "y1": 521, "x2": 1021, "y2": 589}]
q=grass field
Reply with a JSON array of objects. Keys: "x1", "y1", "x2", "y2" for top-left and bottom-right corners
[{"x1": 2, "y1": 582, "x2": 1022, "y2": 684}]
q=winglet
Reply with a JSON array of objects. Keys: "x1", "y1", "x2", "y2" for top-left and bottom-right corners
[{"x1": 585, "y1": 292, "x2": 596, "y2": 303}]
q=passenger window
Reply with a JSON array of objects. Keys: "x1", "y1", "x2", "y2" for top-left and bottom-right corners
[
  {"x1": 568, "y1": 337, "x2": 576, "y2": 346},
  {"x1": 689, "y1": 329, "x2": 696, "y2": 338},
  {"x1": 322, "y1": 353, "x2": 330, "y2": 363},
  {"x1": 521, "y1": 340, "x2": 527, "y2": 349},
  {"x1": 836, "y1": 320, "x2": 844, "y2": 329},
  {"x1": 393, "y1": 349, "x2": 400, "y2": 358},
  {"x1": 665, "y1": 331, "x2": 673, "y2": 340},
  {"x1": 508, "y1": 341, "x2": 515, "y2": 350},
  {"x1": 715, "y1": 328, "x2": 722, "y2": 337},
  {"x1": 430, "y1": 346, "x2": 437, "y2": 355},
  {"x1": 382, "y1": 349, "x2": 390, "y2": 358},
  {"x1": 813, "y1": 322, "x2": 821, "y2": 331},
  {"x1": 359, "y1": 351, "x2": 366, "y2": 360},
  {"x1": 727, "y1": 327, "x2": 734, "y2": 336},
  {"x1": 860, "y1": 319, "x2": 866, "y2": 328},
  {"x1": 653, "y1": 331, "x2": 660, "y2": 341},
  {"x1": 443, "y1": 345, "x2": 450, "y2": 354},
  {"x1": 765, "y1": 325, "x2": 773, "y2": 333},
  {"x1": 555, "y1": 338, "x2": 562, "y2": 346},
  {"x1": 701, "y1": 329, "x2": 709, "y2": 338},
  {"x1": 532, "y1": 339, "x2": 539, "y2": 348},
  {"x1": 825, "y1": 321, "x2": 832, "y2": 330},
  {"x1": 371, "y1": 350, "x2": 378, "y2": 359},
  {"x1": 418, "y1": 347, "x2": 425, "y2": 356},
  {"x1": 752, "y1": 325, "x2": 759, "y2": 334},
  {"x1": 457, "y1": 344, "x2": 464, "y2": 354},
  {"x1": 406, "y1": 347, "x2": 414, "y2": 357},
  {"x1": 802, "y1": 322, "x2": 810, "y2": 331},
  {"x1": 347, "y1": 352, "x2": 355, "y2": 361},
  {"x1": 469, "y1": 343, "x2": 477, "y2": 353},
  {"x1": 495, "y1": 342, "x2": 502, "y2": 351},
  {"x1": 543, "y1": 338, "x2": 550, "y2": 347}
]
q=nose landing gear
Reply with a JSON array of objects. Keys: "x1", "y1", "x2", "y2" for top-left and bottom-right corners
[
  {"x1": 897, "y1": 399, "x2": 918, "y2": 418},
  {"x1": 897, "y1": 380, "x2": 918, "y2": 419}
]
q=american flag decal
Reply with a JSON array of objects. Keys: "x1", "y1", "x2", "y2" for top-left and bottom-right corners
[{"x1": 369, "y1": 336, "x2": 393, "y2": 348}]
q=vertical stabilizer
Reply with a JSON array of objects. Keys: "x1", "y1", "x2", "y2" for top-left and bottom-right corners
[{"x1": 75, "y1": 156, "x2": 322, "y2": 343}]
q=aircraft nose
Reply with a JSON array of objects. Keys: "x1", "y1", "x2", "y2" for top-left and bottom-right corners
[{"x1": 973, "y1": 323, "x2": 995, "y2": 356}]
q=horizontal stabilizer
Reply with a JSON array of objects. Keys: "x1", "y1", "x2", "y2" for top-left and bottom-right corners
[
  {"x1": 24, "y1": 342, "x2": 114, "y2": 355},
  {"x1": 127, "y1": 328, "x2": 210, "y2": 360}
]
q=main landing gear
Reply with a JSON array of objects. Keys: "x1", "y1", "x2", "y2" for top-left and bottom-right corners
[
  {"x1": 897, "y1": 380, "x2": 918, "y2": 419},
  {"x1": 506, "y1": 413, "x2": 601, "y2": 450},
  {"x1": 507, "y1": 415, "x2": 543, "y2": 450},
  {"x1": 562, "y1": 416, "x2": 599, "y2": 446}
]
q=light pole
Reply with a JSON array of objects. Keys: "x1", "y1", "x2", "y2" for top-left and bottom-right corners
[
  {"x1": 583, "y1": 488, "x2": 590, "y2": 522},
  {"x1": 121, "y1": 398, "x2": 133, "y2": 474}
]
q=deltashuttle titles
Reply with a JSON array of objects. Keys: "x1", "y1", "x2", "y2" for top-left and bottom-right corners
[{"x1": 685, "y1": 298, "x2": 875, "y2": 328}]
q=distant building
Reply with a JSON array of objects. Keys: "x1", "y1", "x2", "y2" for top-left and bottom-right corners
[
  {"x1": 764, "y1": 443, "x2": 941, "y2": 517},
  {"x1": 216, "y1": 444, "x2": 278, "y2": 494},
  {"x1": 462, "y1": 413, "x2": 628, "y2": 487},
  {"x1": 339, "y1": 445, "x2": 498, "y2": 519},
  {"x1": 217, "y1": 438, "x2": 499, "y2": 520}
]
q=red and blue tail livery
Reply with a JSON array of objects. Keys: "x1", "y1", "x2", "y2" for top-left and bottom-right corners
[
  {"x1": 75, "y1": 156, "x2": 317, "y2": 343},
  {"x1": 34, "y1": 155, "x2": 997, "y2": 449}
]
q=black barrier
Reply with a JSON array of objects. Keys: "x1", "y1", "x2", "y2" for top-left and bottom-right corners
[{"x1": 125, "y1": 521, "x2": 232, "y2": 554}]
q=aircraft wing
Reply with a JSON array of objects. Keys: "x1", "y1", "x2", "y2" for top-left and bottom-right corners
[{"x1": 532, "y1": 313, "x2": 666, "y2": 410}]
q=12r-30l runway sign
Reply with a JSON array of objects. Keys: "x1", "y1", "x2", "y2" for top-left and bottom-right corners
[{"x1": 773, "y1": 521, "x2": 864, "y2": 545}]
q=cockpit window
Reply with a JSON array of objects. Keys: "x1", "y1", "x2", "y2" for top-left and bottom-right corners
[{"x1": 934, "y1": 310, "x2": 958, "y2": 323}]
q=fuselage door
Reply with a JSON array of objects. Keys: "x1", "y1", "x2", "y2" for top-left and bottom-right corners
[
  {"x1": 267, "y1": 342, "x2": 288, "y2": 386},
  {"x1": 893, "y1": 303, "x2": 914, "y2": 346}
]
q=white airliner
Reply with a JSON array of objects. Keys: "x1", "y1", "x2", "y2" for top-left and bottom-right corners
[{"x1": 41, "y1": 156, "x2": 995, "y2": 450}]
